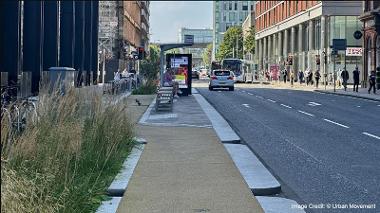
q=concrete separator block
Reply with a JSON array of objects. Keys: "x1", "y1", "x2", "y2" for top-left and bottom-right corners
[
  {"x1": 133, "y1": 137, "x2": 147, "y2": 144},
  {"x1": 193, "y1": 94, "x2": 240, "y2": 143},
  {"x1": 95, "y1": 197, "x2": 122, "y2": 213},
  {"x1": 224, "y1": 144, "x2": 281, "y2": 195},
  {"x1": 256, "y1": 196, "x2": 306, "y2": 213},
  {"x1": 107, "y1": 144, "x2": 145, "y2": 196}
]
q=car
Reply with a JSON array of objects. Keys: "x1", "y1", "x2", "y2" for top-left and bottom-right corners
[
  {"x1": 208, "y1": 69, "x2": 234, "y2": 91},
  {"x1": 192, "y1": 69, "x2": 199, "y2": 79}
]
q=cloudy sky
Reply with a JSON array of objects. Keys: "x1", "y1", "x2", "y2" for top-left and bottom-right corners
[{"x1": 150, "y1": 1, "x2": 213, "y2": 43}]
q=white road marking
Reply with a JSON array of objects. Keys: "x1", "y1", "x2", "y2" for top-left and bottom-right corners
[
  {"x1": 356, "y1": 105, "x2": 361, "y2": 108},
  {"x1": 362, "y1": 132, "x2": 380, "y2": 140},
  {"x1": 308, "y1": 101, "x2": 322, "y2": 107},
  {"x1": 247, "y1": 93, "x2": 253, "y2": 95},
  {"x1": 267, "y1": 99, "x2": 276, "y2": 103},
  {"x1": 280, "y1": 104, "x2": 292, "y2": 109},
  {"x1": 297, "y1": 110, "x2": 314, "y2": 117},
  {"x1": 255, "y1": 95, "x2": 264, "y2": 99},
  {"x1": 323, "y1": 119, "x2": 350, "y2": 128},
  {"x1": 377, "y1": 105, "x2": 380, "y2": 107},
  {"x1": 242, "y1": 104, "x2": 250, "y2": 108}
]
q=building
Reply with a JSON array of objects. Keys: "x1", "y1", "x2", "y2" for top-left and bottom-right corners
[
  {"x1": 359, "y1": 0, "x2": 380, "y2": 86},
  {"x1": 98, "y1": 1, "x2": 150, "y2": 81},
  {"x1": 255, "y1": 1, "x2": 363, "y2": 84},
  {"x1": 213, "y1": 1, "x2": 255, "y2": 60},
  {"x1": 178, "y1": 28, "x2": 213, "y2": 67},
  {"x1": 242, "y1": 10, "x2": 255, "y2": 65}
]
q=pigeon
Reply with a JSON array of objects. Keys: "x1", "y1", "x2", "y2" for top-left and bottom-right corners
[{"x1": 135, "y1": 99, "x2": 141, "y2": 106}]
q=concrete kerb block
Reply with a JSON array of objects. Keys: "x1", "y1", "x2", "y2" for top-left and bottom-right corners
[
  {"x1": 138, "y1": 97, "x2": 156, "y2": 125},
  {"x1": 224, "y1": 144, "x2": 281, "y2": 196},
  {"x1": 107, "y1": 144, "x2": 145, "y2": 197},
  {"x1": 133, "y1": 137, "x2": 147, "y2": 144},
  {"x1": 256, "y1": 196, "x2": 306, "y2": 213},
  {"x1": 193, "y1": 94, "x2": 240, "y2": 143},
  {"x1": 95, "y1": 197, "x2": 122, "y2": 213}
]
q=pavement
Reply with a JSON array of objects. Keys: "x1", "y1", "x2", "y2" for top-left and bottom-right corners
[
  {"x1": 196, "y1": 84, "x2": 380, "y2": 213},
  {"x1": 116, "y1": 94, "x2": 264, "y2": 213}
]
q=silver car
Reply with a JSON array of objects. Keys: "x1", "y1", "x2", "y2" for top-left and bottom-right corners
[{"x1": 209, "y1": 70, "x2": 235, "y2": 91}]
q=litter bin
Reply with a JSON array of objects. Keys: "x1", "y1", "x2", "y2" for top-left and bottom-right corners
[{"x1": 42, "y1": 67, "x2": 76, "y2": 93}]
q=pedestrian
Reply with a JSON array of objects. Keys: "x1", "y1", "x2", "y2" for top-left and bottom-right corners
[
  {"x1": 305, "y1": 68, "x2": 310, "y2": 85},
  {"x1": 282, "y1": 69, "x2": 288, "y2": 83},
  {"x1": 341, "y1": 68, "x2": 349, "y2": 91},
  {"x1": 298, "y1": 70, "x2": 304, "y2": 84},
  {"x1": 290, "y1": 71, "x2": 294, "y2": 86},
  {"x1": 315, "y1": 69, "x2": 321, "y2": 88},
  {"x1": 309, "y1": 71, "x2": 314, "y2": 86},
  {"x1": 368, "y1": 70, "x2": 376, "y2": 94},
  {"x1": 114, "y1": 69, "x2": 121, "y2": 81},
  {"x1": 353, "y1": 66, "x2": 360, "y2": 92}
]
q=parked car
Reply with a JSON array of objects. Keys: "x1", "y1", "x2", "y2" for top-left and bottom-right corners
[
  {"x1": 209, "y1": 70, "x2": 234, "y2": 91},
  {"x1": 192, "y1": 69, "x2": 200, "y2": 79}
]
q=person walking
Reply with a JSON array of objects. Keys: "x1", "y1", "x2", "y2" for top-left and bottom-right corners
[
  {"x1": 353, "y1": 67, "x2": 360, "y2": 92},
  {"x1": 282, "y1": 69, "x2": 288, "y2": 83},
  {"x1": 309, "y1": 71, "x2": 314, "y2": 86},
  {"x1": 298, "y1": 70, "x2": 304, "y2": 85},
  {"x1": 290, "y1": 71, "x2": 294, "y2": 86},
  {"x1": 341, "y1": 68, "x2": 349, "y2": 91},
  {"x1": 368, "y1": 70, "x2": 376, "y2": 94},
  {"x1": 315, "y1": 70, "x2": 321, "y2": 88},
  {"x1": 305, "y1": 69, "x2": 310, "y2": 85}
]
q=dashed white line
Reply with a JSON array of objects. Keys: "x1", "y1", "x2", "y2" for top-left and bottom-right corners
[
  {"x1": 356, "y1": 105, "x2": 361, "y2": 108},
  {"x1": 267, "y1": 99, "x2": 276, "y2": 103},
  {"x1": 242, "y1": 104, "x2": 250, "y2": 108},
  {"x1": 247, "y1": 93, "x2": 253, "y2": 95},
  {"x1": 297, "y1": 110, "x2": 314, "y2": 117},
  {"x1": 362, "y1": 132, "x2": 380, "y2": 140},
  {"x1": 309, "y1": 102, "x2": 322, "y2": 106},
  {"x1": 323, "y1": 119, "x2": 350, "y2": 128},
  {"x1": 255, "y1": 95, "x2": 264, "y2": 99},
  {"x1": 280, "y1": 104, "x2": 292, "y2": 109}
]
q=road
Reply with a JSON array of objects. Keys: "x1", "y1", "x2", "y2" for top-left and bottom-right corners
[{"x1": 196, "y1": 84, "x2": 380, "y2": 213}]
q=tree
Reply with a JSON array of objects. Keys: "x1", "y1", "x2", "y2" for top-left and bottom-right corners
[
  {"x1": 216, "y1": 26, "x2": 243, "y2": 61},
  {"x1": 202, "y1": 43, "x2": 213, "y2": 68},
  {"x1": 140, "y1": 44, "x2": 160, "y2": 83},
  {"x1": 244, "y1": 26, "x2": 255, "y2": 55}
]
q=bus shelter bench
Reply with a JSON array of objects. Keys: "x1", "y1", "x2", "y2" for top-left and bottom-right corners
[{"x1": 155, "y1": 87, "x2": 174, "y2": 111}]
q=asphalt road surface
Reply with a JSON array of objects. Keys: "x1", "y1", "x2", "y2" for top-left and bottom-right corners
[{"x1": 197, "y1": 85, "x2": 380, "y2": 213}]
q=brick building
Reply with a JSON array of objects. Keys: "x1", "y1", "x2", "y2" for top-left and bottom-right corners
[
  {"x1": 255, "y1": 1, "x2": 363, "y2": 84},
  {"x1": 359, "y1": 0, "x2": 380, "y2": 86}
]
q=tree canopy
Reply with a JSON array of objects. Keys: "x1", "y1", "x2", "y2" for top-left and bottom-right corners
[
  {"x1": 140, "y1": 44, "x2": 160, "y2": 83},
  {"x1": 216, "y1": 26, "x2": 243, "y2": 61},
  {"x1": 202, "y1": 43, "x2": 213, "y2": 68},
  {"x1": 244, "y1": 26, "x2": 255, "y2": 55}
]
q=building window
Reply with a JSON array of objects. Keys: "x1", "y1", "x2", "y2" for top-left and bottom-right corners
[
  {"x1": 229, "y1": 12, "x2": 235, "y2": 22},
  {"x1": 314, "y1": 19, "x2": 321, "y2": 50},
  {"x1": 376, "y1": 36, "x2": 380, "y2": 69},
  {"x1": 242, "y1": 1, "x2": 248, "y2": 11},
  {"x1": 229, "y1": 2, "x2": 232, "y2": 10},
  {"x1": 235, "y1": 2, "x2": 237, "y2": 10}
]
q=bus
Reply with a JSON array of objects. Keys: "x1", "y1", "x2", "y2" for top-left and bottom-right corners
[{"x1": 221, "y1": 58, "x2": 243, "y2": 82}]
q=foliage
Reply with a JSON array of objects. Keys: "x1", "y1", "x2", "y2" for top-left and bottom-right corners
[
  {"x1": 216, "y1": 26, "x2": 243, "y2": 61},
  {"x1": 202, "y1": 43, "x2": 213, "y2": 68},
  {"x1": 132, "y1": 82, "x2": 157, "y2": 95},
  {"x1": 1, "y1": 87, "x2": 135, "y2": 212},
  {"x1": 244, "y1": 26, "x2": 255, "y2": 55},
  {"x1": 140, "y1": 44, "x2": 161, "y2": 82}
]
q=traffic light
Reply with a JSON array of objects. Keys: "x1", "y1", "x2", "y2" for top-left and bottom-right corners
[{"x1": 138, "y1": 47, "x2": 145, "y2": 60}]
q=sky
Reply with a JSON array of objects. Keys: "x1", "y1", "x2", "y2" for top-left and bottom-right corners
[{"x1": 150, "y1": 1, "x2": 213, "y2": 43}]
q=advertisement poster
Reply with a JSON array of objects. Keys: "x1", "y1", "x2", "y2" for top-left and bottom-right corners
[
  {"x1": 270, "y1": 64, "x2": 280, "y2": 80},
  {"x1": 171, "y1": 57, "x2": 189, "y2": 88}
]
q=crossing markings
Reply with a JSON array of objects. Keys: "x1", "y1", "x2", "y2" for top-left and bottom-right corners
[
  {"x1": 280, "y1": 104, "x2": 292, "y2": 109},
  {"x1": 297, "y1": 110, "x2": 314, "y2": 117},
  {"x1": 362, "y1": 132, "x2": 380, "y2": 140},
  {"x1": 323, "y1": 119, "x2": 349, "y2": 129}
]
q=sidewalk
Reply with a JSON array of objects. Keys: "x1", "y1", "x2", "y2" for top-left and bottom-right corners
[{"x1": 116, "y1": 95, "x2": 264, "y2": 213}]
